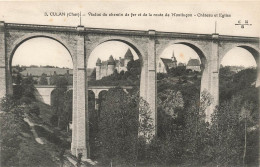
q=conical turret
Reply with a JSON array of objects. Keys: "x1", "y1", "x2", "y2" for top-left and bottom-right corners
[
  {"x1": 96, "y1": 58, "x2": 102, "y2": 66},
  {"x1": 124, "y1": 49, "x2": 134, "y2": 68},
  {"x1": 124, "y1": 48, "x2": 134, "y2": 60},
  {"x1": 107, "y1": 55, "x2": 115, "y2": 76},
  {"x1": 107, "y1": 55, "x2": 115, "y2": 65}
]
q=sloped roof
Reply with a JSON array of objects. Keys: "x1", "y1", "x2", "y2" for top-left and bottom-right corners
[
  {"x1": 96, "y1": 58, "x2": 101, "y2": 65},
  {"x1": 124, "y1": 48, "x2": 134, "y2": 59},
  {"x1": 187, "y1": 59, "x2": 200, "y2": 66},
  {"x1": 108, "y1": 55, "x2": 116, "y2": 65},
  {"x1": 171, "y1": 56, "x2": 177, "y2": 62},
  {"x1": 161, "y1": 58, "x2": 172, "y2": 65}
]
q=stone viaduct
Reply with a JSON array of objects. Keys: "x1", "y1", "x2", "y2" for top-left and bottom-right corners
[
  {"x1": 0, "y1": 21, "x2": 259, "y2": 158},
  {"x1": 34, "y1": 85, "x2": 132, "y2": 110}
]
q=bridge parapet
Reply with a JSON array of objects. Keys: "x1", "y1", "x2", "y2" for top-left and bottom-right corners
[
  {"x1": 35, "y1": 85, "x2": 134, "y2": 105},
  {"x1": 3, "y1": 22, "x2": 259, "y2": 42}
]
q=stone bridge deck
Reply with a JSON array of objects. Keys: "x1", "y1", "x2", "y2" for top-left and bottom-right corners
[{"x1": 34, "y1": 85, "x2": 134, "y2": 105}]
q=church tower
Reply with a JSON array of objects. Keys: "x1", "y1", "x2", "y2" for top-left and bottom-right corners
[
  {"x1": 96, "y1": 58, "x2": 102, "y2": 80},
  {"x1": 171, "y1": 51, "x2": 177, "y2": 68},
  {"x1": 107, "y1": 55, "x2": 115, "y2": 76}
]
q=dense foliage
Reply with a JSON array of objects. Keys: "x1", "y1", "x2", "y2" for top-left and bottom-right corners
[
  {"x1": 97, "y1": 88, "x2": 139, "y2": 166},
  {"x1": 12, "y1": 75, "x2": 37, "y2": 104},
  {"x1": 86, "y1": 66, "x2": 259, "y2": 166},
  {"x1": 50, "y1": 77, "x2": 72, "y2": 130},
  {"x1": 152, "y1": 67, "x2": 259, "y2": 166},
  {"x1": 4, "y1": 62, "x2": 259, "y2": 167},
  {"x1": 39, "y1": 73, "x2": 48, "y2": 85},
  {"x1": 0, "y1": 96, "x2": 59, "y2": 167}
]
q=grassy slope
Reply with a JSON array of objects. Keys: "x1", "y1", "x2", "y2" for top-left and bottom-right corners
[{"x1": 24, "y1": 101, "x2": 73, "y2": 166}]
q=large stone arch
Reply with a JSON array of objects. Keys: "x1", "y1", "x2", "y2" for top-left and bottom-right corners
[
  {"x1": 98, "y1": 90, "x2": 108, "y2": 99},
  {"x1": 7, "y1": 33, "x2": 75, "y2": 67},
  {"x1": 156, "y1": 38, "x2": 219, "y2": 122},
  {"x1": 5, "y1": 33, "x2": 76, "y2": 96},
  {"x1": 219, "y1": 44, "x2": 259, "y2": 68},
  {"x1": 156, "y1": 40, "x2": 208, "y2": 70},
  {"x1": 219, "y1": 43, "x2": 259, "y2": 62},
  {"x1": 85, "y1": 35, "x2": 150, "y2": 118},
  {"x1": 219, "y1": 44, "x2": 260, "y2": 87},
  {"x1": 0, "y1": 24, "x2": 86, "y2": 158},
  {"x1": 34, "y1": 88, "x2": 44, "y2": 103},
  {"x1": 85, "y1": 36, "x2": 146, "y2": 67},
  {"x1": 156, "y1": 40, "x2": 210, "y2": 99},
  {"x1": 88, "y1": 90, "x2": 95, "y2": 100}
]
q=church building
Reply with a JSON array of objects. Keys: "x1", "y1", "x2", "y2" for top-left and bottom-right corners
[{"x1": 157, "y1": 51, "x2": 177, "y2": 73}]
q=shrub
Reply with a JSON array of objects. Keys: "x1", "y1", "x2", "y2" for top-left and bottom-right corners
[{"x1": 29, "y1": 103, "x2": 40, "y2": 116}]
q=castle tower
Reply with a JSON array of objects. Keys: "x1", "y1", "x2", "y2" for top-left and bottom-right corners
[
  {"x1": 124, "y1": 48, "x2": 134, "y2": 69},
  {"x1": 107, "y1": 55, "x2": 115, "y2": 76},
  {"x1": 96, "y1": 58, "x2": 102, "y2": 80},
  {"x1": 171, "y1": 51, "x2": 177, "y2": 68}
]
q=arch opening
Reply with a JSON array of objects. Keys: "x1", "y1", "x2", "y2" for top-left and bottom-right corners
[
  {"x1": 11, "y1": 36, "x2": 74, "y2": 131},
  {"x1": 87, "y1": 41, "x2": 141, "y2": 86},
  {"x1": 220, "y1": 46, "x2": 258, "y2": 68},
  {"x1": 157, "y1": 42, "x2": 207, "y2": 139},
  {"x1": 219, "y1": 46, "x2": 259, "y2": 103},
  {"x1": 10, "y1": 36, "x2": 73, "y2": 70},
  {"x1": 11, "y1": 37, "x2": 73, "y2": 85}
]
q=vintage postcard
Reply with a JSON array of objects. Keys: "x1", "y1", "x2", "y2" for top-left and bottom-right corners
[{"x1": 0, "y1": 1, "x2": 259, "y2": 167}]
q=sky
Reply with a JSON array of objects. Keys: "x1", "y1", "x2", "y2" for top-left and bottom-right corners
[{"x1": 2, "y1": 1, "x2": 259, "y2": 68}]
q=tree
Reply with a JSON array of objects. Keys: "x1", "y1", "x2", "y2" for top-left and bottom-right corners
[
  {"x1": 13, "y1": 72, "x2": 23, "y2": 85},
  {"x1": 39, "y1": 73, "x2": 48, "y2": 85},
  {"x1": 182, "y1": 91, "x2": 212, "y2": 165},
  {"x1": 97, "y1": 88, "x2": 139, "y2": 165},
  {"x1": 21, "y1": 76, "x2": 36, "y2": 101},
  {"x1": 1, "y1": 85, "x2": 58, "y2": 167},
  {"x1": 29, "y1": 103, "x2": 40, "y2": 116},
  {"x1": 239, "y1": 101, "x2": 254, "y2": 166},
  {"x1": 0, "y1": 96, "x2": 25, "y2": 166},
  {"x1": 50, "y1": 72, "x2": 59, "y2": 85},
  {"x1": 168, "y1": 66, "x2": 187, "y2": 77},
  {"x1": 157, "y1": 90, "x2": 184, "y2": 139},
  {"x1": 12, "y1": 75, "x2": 36, "y2": 103},
  {"x1": 126, "y1": 59, "x2": 141, "y2": 82},
  {"x1": 51, "y1": 77, "x2": 69, "y2": 128},
  {"x1": 63, "y1": 90, "x2": 73, "y2": 131},
  {"x1": 0, "y1": 112, "x2": 24, "y2": 166},
  {"x1": 127, "y1": 59, "x2": 141, "y2": 76},
  {"x1": 211, "y1": 96, "x2": 244, "y2": 166}
]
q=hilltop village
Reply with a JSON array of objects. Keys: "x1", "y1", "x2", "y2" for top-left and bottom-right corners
[{"x1": 12, "y1": 48, "x2": 203, "y2": 85}]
